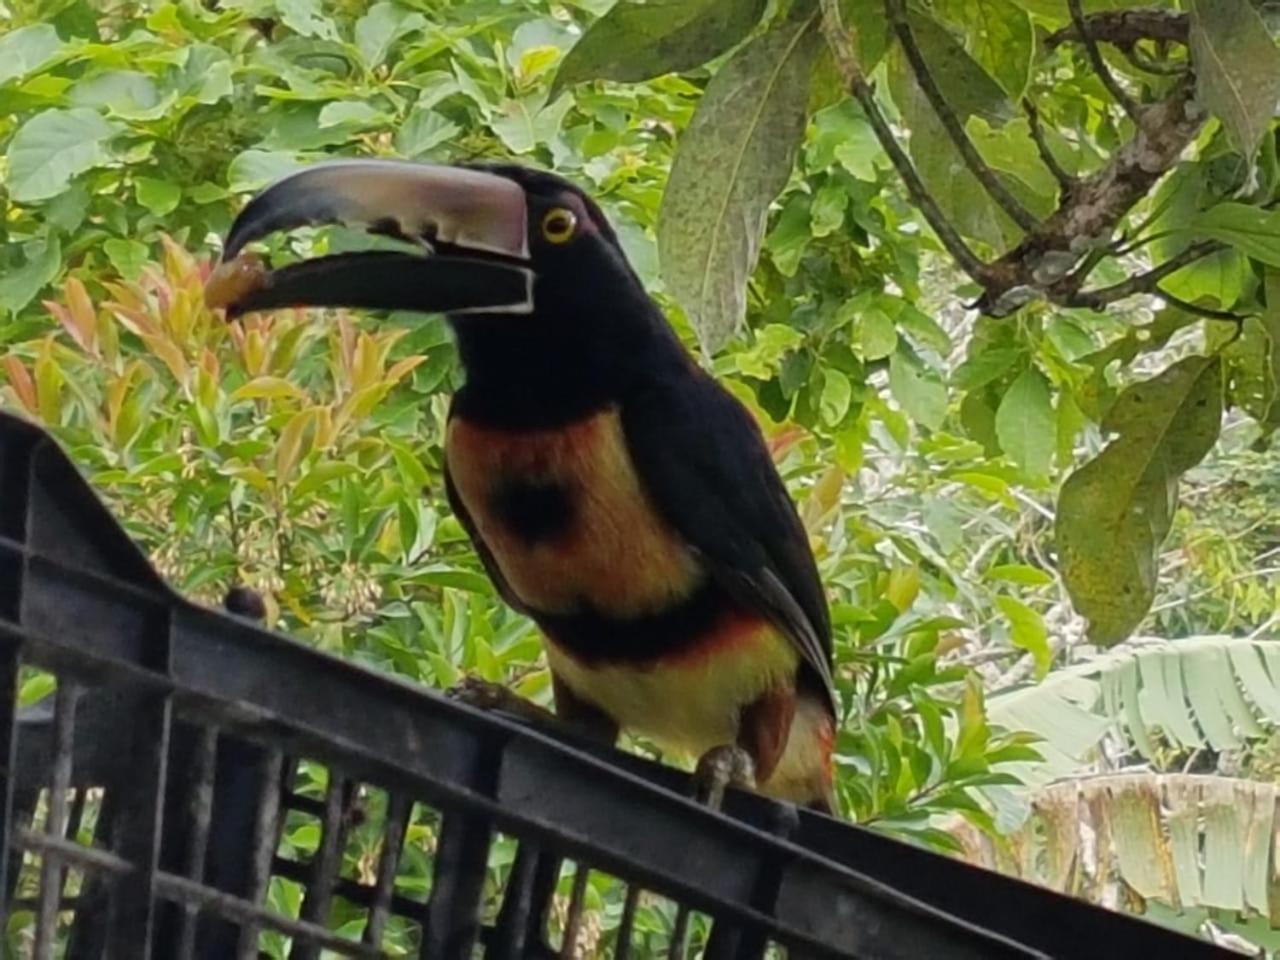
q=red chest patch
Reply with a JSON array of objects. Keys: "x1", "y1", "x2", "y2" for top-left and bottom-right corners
[{"x1": 445, "y1": 408, "x2": 703, "y2": 616}]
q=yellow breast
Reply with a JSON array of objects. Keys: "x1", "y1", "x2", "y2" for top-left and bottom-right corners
[
  {"x1": 546, "y1": 615, "x2": 800, "y2": 759},
  {"x1": 445, "y1": 407, "x2": 703, "y2": 616}
]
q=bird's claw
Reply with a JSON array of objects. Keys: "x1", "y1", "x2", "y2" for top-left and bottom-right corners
[
  {"x1": 447, "y1": 675, "x2": 559, "y2": 730},
  {"x1": 693, "y1": 744, "x2": 756, "y2": 810},
  {"x1": 447, "y1": 675, "x2": 518, "y2": 711}
]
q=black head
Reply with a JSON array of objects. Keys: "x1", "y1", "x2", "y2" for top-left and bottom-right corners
[
  {"x1": 208, "y1": 159, "x2": 652, "y2": 328},
  {"x1": 205, "y1": 160, "x2": 676, "y2": 422}
]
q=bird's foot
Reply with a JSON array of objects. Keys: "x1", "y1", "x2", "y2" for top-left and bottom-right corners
[
  {"x1": 692, "y1": 744, "x2": 757, "y2": 810},
  {"x1": 447, "y1": 676, "x2": 559, "y2": 730}
]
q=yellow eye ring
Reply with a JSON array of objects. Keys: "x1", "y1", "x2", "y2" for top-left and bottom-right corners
[{"x1": 541, "y1": 207, "x2": 578, "y2": 244}]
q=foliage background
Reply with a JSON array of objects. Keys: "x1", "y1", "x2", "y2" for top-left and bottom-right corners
[{"x1": 2, "y1": 0, "x2": 1280, "y2": 955}]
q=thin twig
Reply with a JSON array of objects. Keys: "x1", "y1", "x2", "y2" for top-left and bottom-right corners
[
  {"x1": 819, "y1": 0, "x2": 991, "y2": 285},
  {"x1": 1154, "y1": 287, "x2": 1251, "y2": 324},
  {"x1": 885, "y1": 0, "x2": 1039, "y2": 232},
  {"x1": 1122, "y1": 44, "x2": 1187, "y2": 76},
  {"x1": 1068, "y1": 0, "x2": 1141, "y2": 121},
  {"x1": 1052, "y1": 246, "x2": 1110, "y2": 300},
  {"x1": 1046, "y1": 11, "x2": 1190, "y2": 50},
  {"x1": 1149, "y1": 567, "x2": 1280, "y2": 614},
  {"x1": 1066, "y1": 241, "x2": 1223, "y2": 308},
  {"x1": 1111, "y1": 229, "x2": 1174, "y2": 258},
  {"x1": 1022, "y1": 99, "x2": 1075, "y2": 193}
]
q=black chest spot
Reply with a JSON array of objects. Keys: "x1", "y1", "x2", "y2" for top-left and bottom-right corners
[{"x1": 489, "y1": 478, "x2": 576, "y2": 545}]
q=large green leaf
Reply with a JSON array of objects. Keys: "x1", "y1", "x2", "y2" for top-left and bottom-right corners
[
  {"x1": 1056, "y1": 356, "x2": 1223, "y2": 646},
  {"x1": 0, "y1": 24, "x2": 63, "y2": 87},
  {"x1": 658, "y1": 12, "x2": 819, "y2": 351},
  {"x1": 987, "y1": 636, "x2": 1280, "y2": 829},
  {"x1": 227, "y1": 149, "x2": 305, "y2": 192},
  {"x1": 354, "y1": 2, "x2": 426, "y2": 68},
  {"x1": 1185, "y1": 203, "x2": 1280, "y2": 267},
  {"x1": 1190, "y1": 0, "x2": 1280, "y2": 157},
  {"x1": 0, "y1": 236, "x2": 61, "y2": 317},
  {"x1": 889, "y1": 346, "x2": 948, "y2": 429},
  {"x1": 885, "y1": 15, "x2": 1020, "y2": 248},
  {"x1": 552, "y1": 0, "x2": 767, "y2": 93},
  {"x1": 995, "y1": 595, "x2": 1050, "y2": 678},
  {"x1": 995, "y1": 367, "x2": 1054, "y2": 478},
  {"x1": 956, "y1": 772, "x2": 1279, "y2": 918},
  {"x1": 934, "y1": 0, "x2": 1034, "y2": 100},
  {"x1": 6, "y1": 108, "x2": 120, "y2": 202}
]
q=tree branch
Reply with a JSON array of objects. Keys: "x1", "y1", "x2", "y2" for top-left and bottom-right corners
[
  {"x1": 1068, "y1": 0, "x2": 1140, "y2": 121},
  {"x1": 818, "y1": 0, "x2": 991, "y2": 285},
  {"x1": 1155, "y1": 288, "x2": 1250, "y2": 325},
  {"x1": 1121, "y1": 44, "x2": 1187, "y2": 77},
  {"x1": 820, "y1": 0, "x2": 1207, "y2": 319},
  {"x1": 1061, "y1": 241, "x2": 1223, "y2": 309},
  {"x1": 884, "y1": 0, "x2": 1040, "y2": 233},
  {"x1": 1022, "y1": 99, "x2": 1075, "y2": 195},
  {"x1": 1047, "y1": 11, "x2": 1189, "y2": 50},
  {"x1": 979, "y1": 76, "x2": 1204, "y2": 313}
]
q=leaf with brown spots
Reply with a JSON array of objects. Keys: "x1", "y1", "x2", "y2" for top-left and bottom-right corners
[{"x1": 1056, "y1": 355, "x2": 1223, "y2": 646}]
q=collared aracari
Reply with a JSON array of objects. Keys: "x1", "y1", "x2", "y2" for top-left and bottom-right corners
[{"x1": 206, "y1": 160, "x2": 838, "y2": 813}]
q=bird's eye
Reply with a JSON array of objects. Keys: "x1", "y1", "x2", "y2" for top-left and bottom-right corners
[{"x1": 541, "y1": 207, "x2": 578, "y2": 244}]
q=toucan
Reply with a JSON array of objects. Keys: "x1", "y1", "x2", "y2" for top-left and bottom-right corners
[{"x1": 207, "y1": 160, "x2": 838, "y2": 812}]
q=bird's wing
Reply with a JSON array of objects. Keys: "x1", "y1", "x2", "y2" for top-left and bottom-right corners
[
  {"x1": 443, "y1": 462, "x2": 532, "y2": 615},
  {"x1": 621, "y1": 370, "x2": 836, "y2": 714}
]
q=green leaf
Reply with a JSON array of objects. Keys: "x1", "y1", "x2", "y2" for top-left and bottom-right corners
[
  {"x1": 1207, "y1": 277, "x2": 1280, "y2": 432},
  {"x1": 658, "y1": 13, "x2": 819, "y2": 351},
  {"x1": 231, "y1": 376, "x2": 306, "y2": 401},
  {"x1": 886, "y1": 27, "x2": 1019, "y2": 248},
  {"x1": 317, "y1": 101, "x2": 385, "y2": 128},
  {"x1": 553, "y1": 0, "x2": 767, "y2": 92},
  {"x1": 856, "y1": 307, "x2": 898, "y2": 360},
  {"x1": 889, "y1": 347, "x2": 947, "y2": 430},
  {"x1": 1056, "y1": 356, "x2": 1224, "y2": 646},
  {"x1": 940, "y1": 0, "x2": 1033, "y2": 100},
  {"x1": 6, "y1": 108, "x2": 119, "y2": 202},
  {"x1": 820, "y1": 368, "x2": 853, "y2": 426},
  {"x1": 765, "y1": 193, "x2": 810, "y2": 276},
  {"x1": 355, "y1": 2, "x2": 426, "y2": 68},
  {"x1": 954, "y1": 346, "x2": 1021, "y2": 390},
  {"x1": 274, "y1": 0, "x2": 338, "y2": 39},
  {"x1": 987, "y1": 564, "x2": 1054, "y2": 586},
  {"x1": 1190, "y1": 0, "x2": 1280, "y2": 156},
  {"x1": 227, "y1": 150, "x2": 305, "y2": 192},
  {"x1": 995, "y1": 367, "x2": 1054, "y2": 478},
  {"x1": 70, "y1": 70, "x2": 168, "y2": 120},
  {"x1": 491, "y1": 93, "x2": 572, "y2": 154},
  {"x1": 809, "y1": 180, "x2": 847, "y2": 237},
  {"x1": 395, "y1": 108, "x2": 461, "y2": 158},
  {"x1": 996, "y1": 595, "x2": 1051, "y2": 678},
  {"x1": 1185, "y1": 203, "x2": 1280, "y2": 267},
  {"x1": 181, "y1": 45, "x2": 234, "y2": 105},
  {"x1": 901, "y1": 11, "x2": 1013, "y2": 125},
  {"x1": 19, "y1": 672, "x2": 55, "y2": 707},
  {"x1": 0, "y1": 236, "x2": 61, "y2": 316},
  {"x1": 0, "y1": 24, "x2": 62, "y2": 87},
  {"x1": 889, "y1": 300, "x2": 951, "y2": 354},
  {"x1": 135, "y1": 177, "x2": 181, "y2": 216},
  {"x1": 809, "y1": 102, "x2": 882, "y2": 181},
  {"x1": 103, "y1": 238, "x2": 148, "y2": 279}
]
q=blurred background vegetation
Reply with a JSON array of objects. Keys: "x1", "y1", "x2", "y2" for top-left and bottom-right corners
[{"x1": 3, "y1": 0, "x2": 1280, "y2": 954}]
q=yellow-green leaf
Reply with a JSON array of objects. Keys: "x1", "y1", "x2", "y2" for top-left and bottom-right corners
[
  {"x1": 1056, "y1": 356, "x2": 1223, "y2": 645},
  {"x1": 231, "y1": 376, "x2": 306, "y2": 402}
]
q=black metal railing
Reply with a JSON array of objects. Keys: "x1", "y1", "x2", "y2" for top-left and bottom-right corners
[{"x1": 0, "y1": 410, "x2": 1236, "y2": 959}]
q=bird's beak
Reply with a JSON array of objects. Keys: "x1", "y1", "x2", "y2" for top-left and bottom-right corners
[{"x1": 206, "y1": 160, "x2": 534, "y2": 318}]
